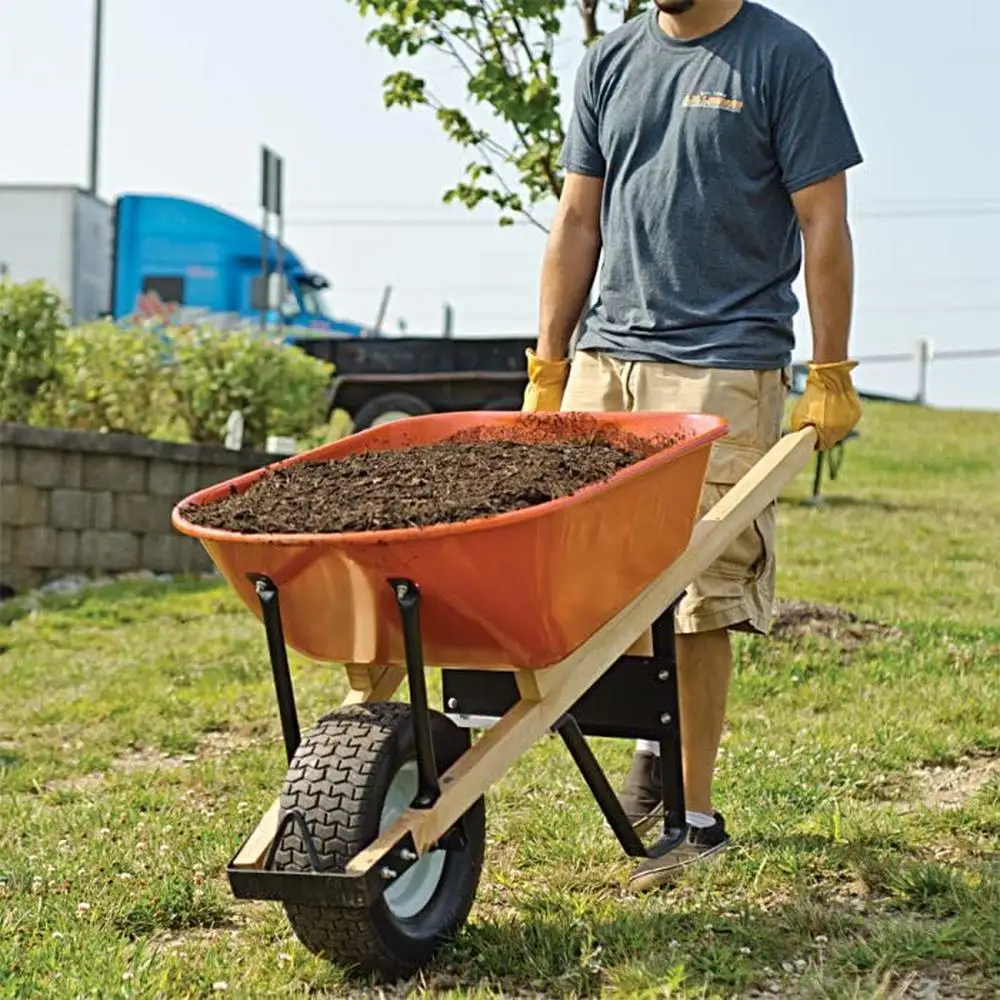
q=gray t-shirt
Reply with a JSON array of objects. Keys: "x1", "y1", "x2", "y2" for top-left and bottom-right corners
[{"x1": 562, "y1": 2, "x2": 863, "y2": 370}]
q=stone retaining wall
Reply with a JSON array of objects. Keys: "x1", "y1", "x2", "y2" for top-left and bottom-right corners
[{"x1": 0, "y1": 423, "x2": 274, "y2": 594}]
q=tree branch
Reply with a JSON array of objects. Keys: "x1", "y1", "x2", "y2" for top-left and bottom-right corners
[
  {"x1": 476, "y1": 143, "x2": 551, "y2": 233},
  {"x1": 623, "y1": 0, "x2": 643, "y2": 21},
  {"x1": 580, "y1": 0, "x2": 601, "y2": 41}
]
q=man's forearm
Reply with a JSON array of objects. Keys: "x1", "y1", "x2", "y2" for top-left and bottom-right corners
[
  {"x1": 536, "y1": 214, "x2": 601, "y2": 362},
  {"x1": 802, "y1": 217, "x2": 855, "y2": 364}
]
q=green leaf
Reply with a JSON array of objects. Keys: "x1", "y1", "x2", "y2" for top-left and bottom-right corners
[{"x1": 345, "y1": 0, "x2": 598, "y2": 229}]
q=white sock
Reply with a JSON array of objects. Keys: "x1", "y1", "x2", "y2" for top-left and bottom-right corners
[
  {"x1": 636, "y1": 739, "x2": 660, "y2": 756},
  {"x1": 686, "y1": 810, "x2": 716, "y2": 829}
]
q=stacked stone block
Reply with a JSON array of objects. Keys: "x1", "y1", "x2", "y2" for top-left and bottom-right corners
[{"x1": 0, "y1": 424, "x2": 273, "y2": 593}]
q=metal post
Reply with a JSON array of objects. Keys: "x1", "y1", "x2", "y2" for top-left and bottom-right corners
[
  {"x1": 372, "y1": 286, "x2": 392, "y2": 336},
  {"x1": 251, "y1": 576, "x2": 301, "y2": 763},
  {"x1": 389, "y1": 579, "x2": 440, "y2": 808},
  {"x1": 260, "y1": 147, "x2": 272, "y2": 332},
  {"x1": 88, "y1": 0, "x2": 103, "y2": 195},
  {"x1": 274, "y1": 157, "x2": 284, "y2": 321},
  {"x1": 916, "y1": 338, "x2": 931, "y2": 405},
  {"x1": 812, "y1": 451, "x2": 825, "y2": 501},
  {"x1": 260, "y1": 204, "x2": 269, "y2": 333}
]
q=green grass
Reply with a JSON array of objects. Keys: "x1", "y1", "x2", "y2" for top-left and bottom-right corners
[{"x1": 2, "y1": 401, "x2": 999, "y2": 999}]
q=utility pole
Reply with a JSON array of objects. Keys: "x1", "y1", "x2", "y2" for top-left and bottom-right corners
[{"x1": 88, "y1": 0, "x2": 103, "y2": 195}]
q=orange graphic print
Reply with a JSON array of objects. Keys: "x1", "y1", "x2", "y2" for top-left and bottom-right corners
[{"x1": 682, "y1": 92, "x2": 744, "y2": 113}]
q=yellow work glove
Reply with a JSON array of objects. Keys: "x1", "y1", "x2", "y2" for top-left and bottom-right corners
[
  {"x1": 522, "y1": 349, "x2": 569, "y2": 412},
  {"x1": 790, "y1": 359, "x2": 863, "y2": 451}
]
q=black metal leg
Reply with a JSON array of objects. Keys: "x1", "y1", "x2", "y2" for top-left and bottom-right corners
[
  {"x1": 652, "y1": 611, "x2": 686, "y2": 835},
  {"x1": 250, "y1": 575, "x2": 301, "y2": 764},
  {"x1": 389, "y1": 579, "x2": 440, "y2": 808},
  {"x1": 812, "y1": 450, "x2": 825, "y2": 499},
  {"x1": 555, "y1": 715, "x2": 648, "y2": 857}
]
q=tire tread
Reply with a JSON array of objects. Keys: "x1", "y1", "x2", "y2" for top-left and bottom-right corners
[{"x1": 272, "y1": 703, "x2": 482, "y2": 979}]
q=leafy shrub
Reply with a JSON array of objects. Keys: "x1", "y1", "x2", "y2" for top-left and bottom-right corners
[
  {"x1": 266, "y1": 342, "x2": 339, "y2": 441},
  {"x1": 0, "y1": 279, "x2": 66, "y2": 422},
  {"x1": 165, "y1": 323, "x2": 332, "y2": 448},
  {"x1": 1, "y1": 278, "x2": 333, "y2": 445},
  {"x1": 35, "y1": 320, "x2": 172, "y2": 436}
]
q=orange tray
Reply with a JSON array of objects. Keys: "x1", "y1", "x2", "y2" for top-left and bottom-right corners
[{"x1": 172, "y1": 411, "x2": 727, "y2": 670}]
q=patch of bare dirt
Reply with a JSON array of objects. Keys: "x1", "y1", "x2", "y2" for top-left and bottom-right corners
[
  {"x1": 194, "y1": 728, "x2": 267, "y2": 759},
  {"x1": 42, "y1": 728, "x2": 266, "y2": 793},
  {"x1": 742, "y1": 964, "x2": 996, "y2": 999},
  {"x1": 771, "y1": 601, "x2": 903, "y2": 649},
  {"x1": 896, "y1": 752, "x2": 1000, "y2": 814},
  {"x1": 44, "y1": 772, "x2": 107, "y2": 793}
]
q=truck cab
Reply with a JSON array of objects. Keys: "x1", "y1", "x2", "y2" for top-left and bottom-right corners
[
  {"x1": 110, "y1": 193, "x2": 363, "y2": 334},
  {"x1": 105, "y1": 191, "x2": 533, "y2": 432}
]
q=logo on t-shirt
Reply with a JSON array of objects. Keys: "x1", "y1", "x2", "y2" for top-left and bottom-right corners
[{"x1": 682, "y1": 91, "x2": 744, "y2": 114}]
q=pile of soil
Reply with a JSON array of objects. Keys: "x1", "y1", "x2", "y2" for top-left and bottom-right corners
[
  {"x1": 771, "y1": 600, "x2": 902, "y2": 649},
  {"x1": 182, "y1": 429, "x2": 653, "y2": 535}
]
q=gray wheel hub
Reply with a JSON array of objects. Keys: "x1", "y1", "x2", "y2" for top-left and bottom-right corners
[{"x1": 379, "y1": 761, "x2": 446, "y2": 919}]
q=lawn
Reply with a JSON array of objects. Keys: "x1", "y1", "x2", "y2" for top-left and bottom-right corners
[{"x1": 1, "y1": 401, "x2": 998, "y2": 999}]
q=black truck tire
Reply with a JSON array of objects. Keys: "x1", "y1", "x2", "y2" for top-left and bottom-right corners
[
  {"x1": 352, "y1": 393, "x2": 433, "y2": 432},
  {"x1": 272, "y1": 703, "x2": 486, "y2": 980}
]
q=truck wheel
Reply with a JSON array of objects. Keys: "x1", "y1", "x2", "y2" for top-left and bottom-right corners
[
  {"x1": 272, "y1": 703, "x2": 486, "y2": 980},
  {"x1": 352, "y1": 393, "x2": 433, "y2": 432}
]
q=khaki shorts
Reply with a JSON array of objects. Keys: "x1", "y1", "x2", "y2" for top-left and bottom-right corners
[{"x1": 561, "y1": 350, "x2": 788, "y2": 637}]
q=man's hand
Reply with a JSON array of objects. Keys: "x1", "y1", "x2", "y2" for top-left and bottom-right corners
[
  {"x1": 522, "y1": 349, "x2": 570, "y2": 412},
  {"x1": 790, "y1": 359, "x2": 862, "y2": 451}
]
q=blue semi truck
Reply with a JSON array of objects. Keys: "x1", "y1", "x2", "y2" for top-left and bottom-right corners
[
  {"x1": 112, "y1": 192, "x2": 361, "y2": 334},
  {"x1": 0, "y1": 185, "x2": 532, "y2": 430}
]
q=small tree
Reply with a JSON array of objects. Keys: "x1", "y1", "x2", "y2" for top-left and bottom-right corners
[{"x1": 349, "y1": 0, "x2": 647, "y2": 229}]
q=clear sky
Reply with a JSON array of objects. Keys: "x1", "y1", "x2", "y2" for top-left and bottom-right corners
[{"x1": 2, "y1": 0, "x2": 998, "y2": 410}]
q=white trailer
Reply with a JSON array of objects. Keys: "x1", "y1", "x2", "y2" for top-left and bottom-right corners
[{"x1": 0, "y1": 185, "x2": 114, "y2": 323}]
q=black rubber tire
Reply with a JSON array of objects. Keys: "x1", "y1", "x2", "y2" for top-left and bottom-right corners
[
  {"x1": 351, "y1": 393, "x2": 433, "y2": 432},
  {"x1": 272, "y1": 703, "x2": 486, "y2": 980}
]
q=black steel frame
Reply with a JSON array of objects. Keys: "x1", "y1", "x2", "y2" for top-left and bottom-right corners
[
  {"x1": 442, "y1": 600, "x2": 688, "y2": 859},
  {"x1": 226, "y1": 573, "x2": 689, "y2": 908}
]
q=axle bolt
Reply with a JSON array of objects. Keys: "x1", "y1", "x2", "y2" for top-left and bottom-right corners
[
  {"x1": 400, "y1": 848, "x2": 418, "y2": 862},
  {"x1": 380, "y1": 867, "x2": 397, "y2": 881},
  {"x1": 658, "y1": 670, "x2": 670, "y2": 681},
  {"x1": 660, "y1": 712, "x2": 672, "y2": 724}
]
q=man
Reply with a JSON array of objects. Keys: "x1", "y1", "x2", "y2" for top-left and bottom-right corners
[{"x1": 522, "y1": 0, "x2": 864, "y2": 892}]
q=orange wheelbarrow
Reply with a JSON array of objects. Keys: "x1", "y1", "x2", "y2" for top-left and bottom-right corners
[{"x1": 172, "y1": 411, "x2": 817, "y2": 980}]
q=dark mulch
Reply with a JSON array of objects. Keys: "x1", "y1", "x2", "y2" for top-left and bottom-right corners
[{"x1": 181, "y1": 436, "x2": 649, "y2": 535}]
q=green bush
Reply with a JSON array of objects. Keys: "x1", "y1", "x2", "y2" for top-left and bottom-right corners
[
  {"x1": 1, "y1": 278, "x2": 334, "y2": 446},
  {"x1": 0, "y1": 279, "x2": 66, "y2": 423},
  {"x1": 35, "y1": 320, "x2": 172, "y2": 436},
  {"x1": 165, "y1": 323, "x2": 333, "y2": 448}
]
